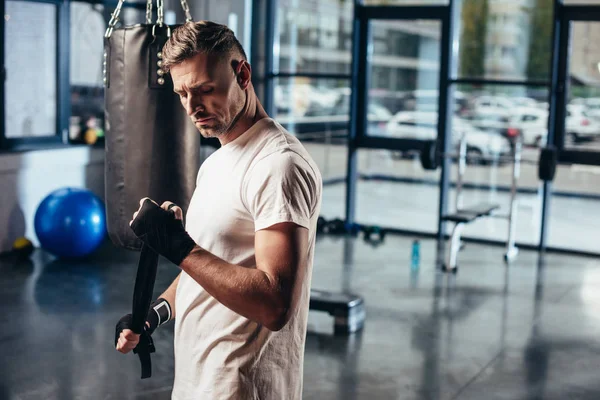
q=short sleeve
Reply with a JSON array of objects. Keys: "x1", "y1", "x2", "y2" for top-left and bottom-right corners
[{"x1": 243, "y1": 151, "x2": 320, "y2": 232}]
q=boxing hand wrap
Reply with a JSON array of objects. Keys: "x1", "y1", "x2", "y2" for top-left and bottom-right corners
[
  {"x1": 130, "y1": 199, "x2": 196, "y2": 266},
  {"x1": 114, "y1": 298, "x2": 171, "y2": 344},
  {"x1": 145, "y1": 298, "x2": 172, "y2": 335}
]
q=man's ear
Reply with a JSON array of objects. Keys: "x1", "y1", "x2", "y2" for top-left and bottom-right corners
[{"x1": 234, "y1": 60, "x2": 252, "y2": 90}]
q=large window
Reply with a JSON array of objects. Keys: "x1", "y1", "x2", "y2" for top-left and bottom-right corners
[
  {"x1": 1, "y1": 0, "x2": 149, "y2": 150},
  {"x1": 5, "y1": 1, "x2": 58, "y2": 139},
  {"x1": 269, "y1": 0, "x2": 353, "y2": 219}
]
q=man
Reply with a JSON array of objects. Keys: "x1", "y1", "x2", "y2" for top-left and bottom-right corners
[{"x1": 114, "y1": 21, "x2": 323, "y2": 399}]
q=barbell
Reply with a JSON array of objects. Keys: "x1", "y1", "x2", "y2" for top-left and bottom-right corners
[{"x1": 419, "y1": 140, "x2": 558, "y2": 182}]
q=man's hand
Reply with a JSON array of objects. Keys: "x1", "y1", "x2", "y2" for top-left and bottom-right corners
[
  {"x1": 116, "y1": 327, "x2": 141, "y2": 354},
  {"x1": 131, "y1": 200, "x2": 184, "y2": 223},
  {"x1": 115, "y1": 298, "x2": 172, "y2": 353},
  {"x1": 129, "y1": 198, "x2": 197, "y2": 266}
]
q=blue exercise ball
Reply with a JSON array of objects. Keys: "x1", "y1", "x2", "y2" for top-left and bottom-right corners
[{"x1": 34, "y1": 188, "x2": 107, "y2": 258}]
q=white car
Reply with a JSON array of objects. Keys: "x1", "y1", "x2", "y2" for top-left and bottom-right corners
[
  {"x1": 507, "y1": 105, "x2": 600, "y2": 146},
  {"x1": 566, "y1": 104, "x2": 600, "y2": 143},
  {"x1": 471, "y1": 95, "x2": 515, "y2": 115},
  {"x1": 580, "y1": 98, "x2": 600, "y2": 121},
  {"x1": 469, "y1": 110, "x2": 513, "y2": 136},
  {"x1": 507, "y1": 107, "x2": 549, "y2": 146},
  {"x1": 385, "y1": 111, "x2": 511, "y2": 162}
]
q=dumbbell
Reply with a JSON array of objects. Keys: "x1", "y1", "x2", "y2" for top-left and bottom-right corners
[
  {"x1": 362, "y1": 225, "x2": 386, "y2": 245},
  {"x1": 420, "y1": 140, "x2": 558, "y2": 182}
]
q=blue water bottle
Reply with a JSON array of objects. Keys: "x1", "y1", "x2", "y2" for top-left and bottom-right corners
[{"x1": 411, "y1": 240, "x2": 420, "y2": 270}]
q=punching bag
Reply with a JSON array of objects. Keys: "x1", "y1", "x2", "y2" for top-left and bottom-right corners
[{"x1": 103, "y1": 2, "x2": 199, "y2": 251}]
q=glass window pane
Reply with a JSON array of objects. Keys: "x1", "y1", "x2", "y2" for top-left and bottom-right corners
[
  {"x1": 457, "y1": 0, "x2": 552, "y2": 82},
  {"x1": 364, "y1": 0, "x2": 447, "y2": 3},
  {"x1": 367, "y1": 19, "x2": 441, "y2": 138},
  {"x1": 5, "y1": 1, "x2": 57, "y2": 138},
  {"x1": 448, "y1": 84, "x2": 549, "y2": 245},
  {"x1": 274, "y1": 77, "x2": 349, "y2": 219},
  {"x1": 565, "y1": 21, "x2": 600, "y2": 151},
  {"x1": 549, "y1": 164, "x2": 600, "y2": 253},
  {"x1": 70, "y1": 2, "x2": 106, "y2": 145},
  {"x1": 356, "y1": 148, "x2": 441, "y2": 233},
  {"x1": 276, "y1": 0, "x2": 353, "y2": 74},
  {"x1": 68, "y1": 4, "x2": 154, "y2": 144}
]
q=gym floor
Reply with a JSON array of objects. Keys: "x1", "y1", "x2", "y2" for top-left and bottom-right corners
[{"x1": 1, "y1": 234, "x2": 600, "y2": 399}]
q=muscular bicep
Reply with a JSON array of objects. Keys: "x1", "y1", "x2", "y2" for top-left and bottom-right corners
[{"x1": 255, "y1": 222, "x2": 309, "y2": 322}]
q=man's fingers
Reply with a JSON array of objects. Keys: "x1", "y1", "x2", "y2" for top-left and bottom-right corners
[
  {"x1": 161, "y1": 201, "x2": 184, "y2": 221},
  {"x1": 139, "y1": 197, "x2": 156, "y2": 207},
  {"x1": 116, "y1": 330, "x2": 140, "y2": 354},
  {"x1": 122, "y1": 329, "x2": 138, "y2": 340}
]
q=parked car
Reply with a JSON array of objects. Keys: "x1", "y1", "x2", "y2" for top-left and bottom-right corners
[
  {"x1": 566, "y1": 104, "x2": 600, "y2": 143},
  {"x1": 469, "y1": 107, "x2": 546, "y2": 146},
  {"x1": 276, "y1": 100, "x2": 393, "y2": 141},
  {"x1": 507, "y1": 107, "x2": 549, "y2": 147},
  {"x1": 470, "y1": 95, "x2": 515, "y2": 116},
  {"x1": 579, "y1": 97, "x2": 600, "y2": 121},
  {"x1": 385, "y1": 111, "x2": 511, "y2": 162}
]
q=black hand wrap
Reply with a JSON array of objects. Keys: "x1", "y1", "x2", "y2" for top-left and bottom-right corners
[
  {"x1": 130, "y1": 199, "x2": 196, "y2": 266},
  {"x1": 114, "y1": 298, "x2": 171, "y2": 378},
  {"x1": 145, "y1": 298, "x2": 172, "y2": 335},
  {"x1": 114, "y1": 313, "x2": 156, "y2": 378},
  {"x1": 115, "y1": 297, "x2": 172, "y2": 344}
]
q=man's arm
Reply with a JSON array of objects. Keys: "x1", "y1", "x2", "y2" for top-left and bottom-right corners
[
  {"x1": 179, "y1": 221, "x2": 309, "y2": 332},
  {"x1": 158, "y1": 272, "x2": 180, "y2": 319}
]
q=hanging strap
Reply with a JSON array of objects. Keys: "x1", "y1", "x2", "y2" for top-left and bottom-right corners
[{"x1": 130, "y1": 244, "x2": 159, "y2": 379}]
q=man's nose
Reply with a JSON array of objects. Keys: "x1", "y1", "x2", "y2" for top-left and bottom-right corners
[{"x1": 185, "y1": 96, "x2": 203, "y2": 117}]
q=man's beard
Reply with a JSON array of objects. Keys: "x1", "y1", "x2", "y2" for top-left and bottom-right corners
[
  {"x1": 197, "y1": 97, "x2": 247, "y2": 139},
  {"x1": 197, "y1": 119, "x2": 228, "y2": 138}
]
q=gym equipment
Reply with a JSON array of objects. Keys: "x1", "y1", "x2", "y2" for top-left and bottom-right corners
[
  {"x1": 318, "y1": 217, "x2": 363, "y2": 237},
  {"x1": 309, "y1": 289, "x2": 366, "y2": 335},
  {"x1": 420, "y1": 139, "x2": 558, "y2": 182},
  {"x1": 362, "y1": 225, "x2": 386, "y2": 245},
  {"x1": 420, "y1": 135, "x2": 547, "y2": 272},
  {"x1": 538, "y1": 147, "x2": 557, "y2": 182},
  {"x1": 103, "y1": 0, "x2": 199, "y2": 251},
  {"x1": 12, "y1": 237, "x2": 34, "y2": 259},
  {"x1": 323, "y1": 218, "x2": 347, "y2": 235},
  {"x1": 317, "y1": 216, "x2": 327, "y2": 234},
  {"x1": 34, "y1": 188, "x2": 107, "y2": 259}
]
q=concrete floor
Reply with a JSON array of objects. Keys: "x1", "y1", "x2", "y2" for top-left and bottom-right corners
[{"x1": 1, "y1": 235, "x2": 600, "y2": 399}]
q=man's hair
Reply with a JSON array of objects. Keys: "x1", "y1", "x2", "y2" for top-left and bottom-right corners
[{"x1": 162, "y1": 21, "x2": 247, "y2": 72}]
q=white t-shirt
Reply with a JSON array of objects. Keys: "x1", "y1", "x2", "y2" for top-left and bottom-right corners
[{"x1": 172, "y1": 118, "x2": 323, "y2": 400}]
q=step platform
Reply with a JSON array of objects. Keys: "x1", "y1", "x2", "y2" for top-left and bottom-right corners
[{"x1": 309, "y1": 289, "x2": 366, "y2": 335}]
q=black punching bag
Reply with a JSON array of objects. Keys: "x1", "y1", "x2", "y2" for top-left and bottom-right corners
[{"x1": 103, "y1": 18, "x2": 199, "y2": 251}]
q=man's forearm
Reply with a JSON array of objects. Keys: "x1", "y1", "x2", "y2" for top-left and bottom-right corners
[
  {"x1": 178, "y1": 247, "x2": 289, "y2": 331},
  {"x1": 158, "y1": 272, "x2": 181, "y2": 320}
]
